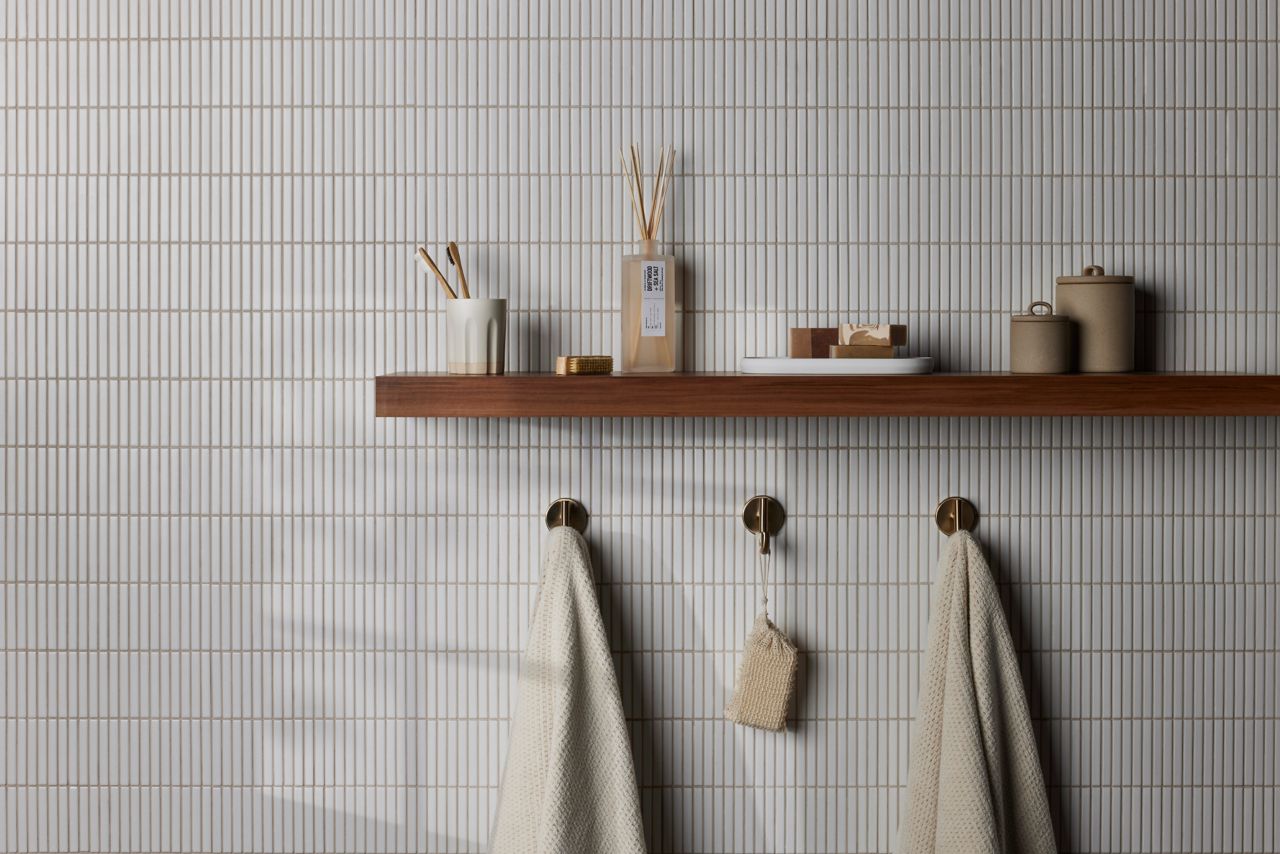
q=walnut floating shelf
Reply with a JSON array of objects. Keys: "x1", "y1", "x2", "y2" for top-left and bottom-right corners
[{"x1": 375, "y1": 373, "x2": 1280, "y2": 418}]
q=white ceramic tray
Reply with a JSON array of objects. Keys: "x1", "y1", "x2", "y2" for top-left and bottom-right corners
[{"x1": 739, "y1": 356, "x2": 934, "y2": 375}]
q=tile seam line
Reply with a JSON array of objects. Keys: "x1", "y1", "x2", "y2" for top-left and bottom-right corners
[
  {"x1": 8, "y1": 239, "x2": 1280, "y2": 247},
  {"x1": 0, "y1": 783, "x2": 1266, "y2": 791},
  {"x1": 6, "y1": 648, "x2": 1279, "y2": 654},
  {"x1": 18, "y1": 376, "x2": 1279, "y2": 381},
  {"x1": 7, "y1": 444, "x2": 1273, "y2": 450},
  {"x1": 1, "y1": 713, "x2": 1273, "y2": 721},
  {"x1": 4, "y1": 511, "x2": 1277, "y2": 518},
  {"x1": 2, "y1": 308, "x2": 1273, "y2": 315},
  {"x1": 4, "y1": 35, "x2": 1280, "y2": 43},
  {"x1": 4, "y1": 103, "x2": 1280, "y2": 110},
  {"x1": 6, "y1": 171, "x2": 1280, "y2": 178},
  {"x1": 4, "y1": 578, "x2": 1272, "y2": 587}
]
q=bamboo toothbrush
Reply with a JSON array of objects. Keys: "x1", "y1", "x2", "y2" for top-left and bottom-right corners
[
  {"x1": 446, "y1": 241, "x2": 472, "y2": 299},
  {"x1": 416, "y1": 245, "x2": 457, "y2": 300}
]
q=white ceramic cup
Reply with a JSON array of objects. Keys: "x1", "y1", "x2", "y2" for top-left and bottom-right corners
[{"x1": 446, "y1": 298, "x2": 507, "y2": 375}]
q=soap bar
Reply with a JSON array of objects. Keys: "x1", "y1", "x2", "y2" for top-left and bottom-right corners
[
  {"x1": 788, "y1": 327, "x2": 839, "y2": 358},
  {"x1": 830, "y1": 344, "x2": 893, "y2": 359},
  {"x1": 839, "y1": 324, "x2": 907, "y2": 347}
]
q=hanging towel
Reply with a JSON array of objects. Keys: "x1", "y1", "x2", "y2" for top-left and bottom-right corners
[
  {"x1": 898, "y1": 531, "x2": 1057, "y2": 854},
  {"x1": 489, "y1": 526, "x2": 646, "y2": 854}
]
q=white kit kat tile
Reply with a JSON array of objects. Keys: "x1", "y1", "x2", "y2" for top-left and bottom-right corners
[{"x1": 2, "y1": 0, "x2": 1279, "y2": 852}]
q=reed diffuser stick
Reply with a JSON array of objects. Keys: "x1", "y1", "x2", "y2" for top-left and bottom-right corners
[
  {"x1": 618, "y1": 148, "x2": 647, "y2": 238},
  {"x1": 647, "y1": 146, "x2": 675, "y2": 239},
  {"x1": 630, "y1": 144, "x2": 649, "y2": 234},
  {"x1": 619, "y1": 143, "x2": 677, "y2": 241}
]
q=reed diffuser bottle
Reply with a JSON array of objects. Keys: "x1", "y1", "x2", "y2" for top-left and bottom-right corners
[{"x1": 619, "y1": 144, "x2": 680, "y2": 372}]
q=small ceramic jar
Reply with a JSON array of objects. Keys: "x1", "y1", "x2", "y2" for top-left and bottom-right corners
[
  {"x1": 445, "y1": 298, "x2": 507, "y2": 374},
  {"x1": 1055, "y1": 265, "x2": 1135, "y2": 372},
  {"x1": 1010, "y1": 301, "x2": 1072, "y2": 374}
]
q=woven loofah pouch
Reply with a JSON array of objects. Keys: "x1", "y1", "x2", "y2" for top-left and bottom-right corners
[{"x1": 725, "y1": 612, "x2": 798, "y2": 731}]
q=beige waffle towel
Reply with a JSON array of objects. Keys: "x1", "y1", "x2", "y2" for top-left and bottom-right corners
[
  {"x1": 725, "y1": 613, "x2": 798, "y2": 731},
  {"x1": 898, "y1": 531, "x2": 1057, "y2": 854},
  {"x1": 489, "y1": 526, "x2": 646, "y2": 854}
]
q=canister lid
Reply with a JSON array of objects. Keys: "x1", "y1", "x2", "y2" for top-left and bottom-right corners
[
  {"x1": 1056, "y1": 264, "x2": 1134, "y2": 285},
  {"x1": 1012, "y1": 300, "x2": 1068, "y2": 322}
]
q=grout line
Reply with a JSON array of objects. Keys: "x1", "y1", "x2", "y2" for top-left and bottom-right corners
[
  {"x1": 3, "y1": 34, "x2": 1280, "y2": 44},
  {"x1": 0, "y1": 307, "x2": 1273, "y2": 315},
  {"x1": 3, "y1": 510, "x2": 1277, "y2": 519},
  {"x1": 4, "y1": 171, "x2": 1278, "y2": 179},
  {"x1": 3, "y1": 103, "x2": 1279, "y2": 111},
  {"x1": 6, "y1": 238, "x2": 1280, "y2": 247}
]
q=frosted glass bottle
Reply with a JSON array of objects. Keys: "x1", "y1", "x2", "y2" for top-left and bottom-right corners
[{"x1": 620, "y1": 240, "x2": 680, "y2": 372}]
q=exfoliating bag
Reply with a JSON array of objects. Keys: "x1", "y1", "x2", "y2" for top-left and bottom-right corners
[
  {"x1": 725, "y1": 553, "x2": 798, "y2": 731},
  {"x1": 725, "y1": 612, "x2": 798, "y2": 731}
]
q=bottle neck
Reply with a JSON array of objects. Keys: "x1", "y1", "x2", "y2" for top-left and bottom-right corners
[{"x1": 638, "y1": 239, "x2": 659, "y2": 255}]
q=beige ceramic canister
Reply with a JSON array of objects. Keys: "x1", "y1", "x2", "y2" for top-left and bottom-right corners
[
  {"x1": 1010, "y1": 301, "x2": 1072, "y2": 374},
  {"x1": 445, "y1": 298, "x2": 507, "y2": 374},
  {"x1": 1055, "y1": 265, "x2": 1135, "y2": 372}
]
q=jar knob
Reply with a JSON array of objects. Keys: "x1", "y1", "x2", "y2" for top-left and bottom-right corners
[
  {"x1": 1028, "y1": 300, "x2": 1053, "y2": 316},
  {"x1": 1082, "y1": 265, "x2": 1105, "y2": 276}
]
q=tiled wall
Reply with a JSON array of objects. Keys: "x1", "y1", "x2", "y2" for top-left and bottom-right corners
[{"x1": 2, "y1": 2, "x2": 1278, "y2": 852}]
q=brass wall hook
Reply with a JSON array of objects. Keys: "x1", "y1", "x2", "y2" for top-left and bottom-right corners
[
  {"x1": 545, "y1": 497, "x2": 589, "y2": 533},
  {"x1": 742, "y1": 495, "x2": 785, "y2": 554},
  {"x1": 935, "y1": 496, "x2": 978, "y2": 535}
]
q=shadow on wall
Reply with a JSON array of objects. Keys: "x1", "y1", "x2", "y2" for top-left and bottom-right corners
[
  {"x1": 596, "y1": 521, "x2": 817, "y2": 852},
  {"x1": 1134, "y1": 284, "x2": 1164, "y2": 371},
  {"x1": 592, "y1": 531, "x2": 679, "y2": 851},
  {"x1": 982, "y1": 535, "x2": 1070, "y2": 854},
  {"x1": 253, "y1": 571, "x2": 441, "y2": 848},
  {"x1": 249, "y1": 789, "x2": 465, "y2": 851},
  {"x1": 514, "y1": 310, "x2": 545, "y2": 372}
]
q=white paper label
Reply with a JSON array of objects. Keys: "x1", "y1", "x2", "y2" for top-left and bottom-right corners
[{"x1": 641, "y1": 261, "x2": 666, "y2": 337}]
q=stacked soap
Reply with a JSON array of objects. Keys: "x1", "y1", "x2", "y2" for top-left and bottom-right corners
[
  {"x1": 789, "y1": 324, "x2": 907, "y2": 359},
  {"x1": 831, "y1": 323, "x2": 907, "y2": 358}
]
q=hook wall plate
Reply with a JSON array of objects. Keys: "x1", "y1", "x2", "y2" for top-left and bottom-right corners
[
  {"x1": 742, "y1": 495, "x2": 785, "y2": 554},
  {"x1": 545, "y1": 497, "x2": 589, "y2": 533},
  {"x1": 935, "y1": 496, "x2": 978, "y2": 535}
]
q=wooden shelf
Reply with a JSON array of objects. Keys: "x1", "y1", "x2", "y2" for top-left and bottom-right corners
[{"x1": 375, "y1": 372, "x2": 1280, "y2": 417}]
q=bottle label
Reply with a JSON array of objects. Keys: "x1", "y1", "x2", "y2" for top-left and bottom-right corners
[{"x1": 641, "y1": 260, "x2": 666, "y2": 337}]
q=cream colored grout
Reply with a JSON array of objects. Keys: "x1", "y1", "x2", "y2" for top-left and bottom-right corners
[
  {"x1": 0, "y1": 307, "x2": 1271, "y2": 315},
  {"x1": 2, "y1": 579, "x2": 1275, "y2": 589},
  {"x1": 5, "y1": 443, "x2": 1270, "y2": 450},
  {"x1": 6, "y1": 647, "x2": 1279, "y2": 654},
  {"x1": 3, "y1": 171, "x2": 1277, "y2": 179},
  {"x1": 4, "y1": 510, "x2": 1278, "y2": 519},
  {"x1": 8, "y1": 781, "x2": 1270, "y2": 791},
  {"x1": 3, "y1": 103, "x2": 1279, "y2": 111},
  {"x1": 3, "y1": 35, "x2": 1279, "y2": 44},
  {"x1": 6, "y1": 238, "x2": 1280, "y2": 246},
  {"x1": 3, "y1": 712, "x2": 1275, "y2": 722}
]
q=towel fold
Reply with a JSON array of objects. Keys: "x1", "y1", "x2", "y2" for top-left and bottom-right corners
[
  {"x1": 489, "y1": 526, "x2": 646, "y2": 854},
  {"x1": 898, "y1": 531, "x2": 1057, "y2": 854}
]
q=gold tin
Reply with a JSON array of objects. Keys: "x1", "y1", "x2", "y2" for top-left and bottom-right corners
[
  {"x1": 1010, "y1": 301, "x2": 1072, "y2": 374},
  {"x1": 555, "y1": 355, "x2": 614, "y2": 375}
]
